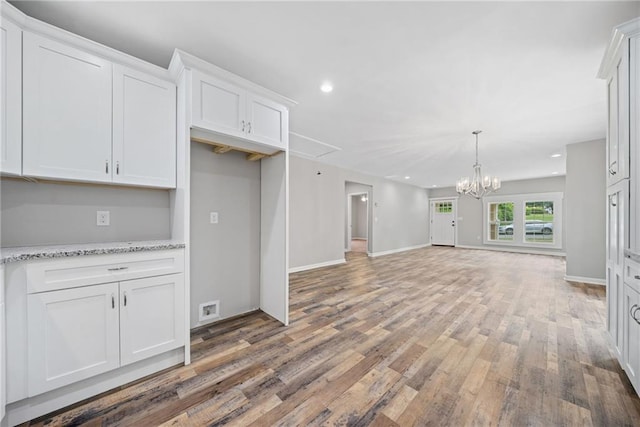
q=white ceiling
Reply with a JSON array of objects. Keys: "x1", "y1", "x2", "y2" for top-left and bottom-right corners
[{"x1": 9, "y1": 1, "x2": 640, "y2": 188}]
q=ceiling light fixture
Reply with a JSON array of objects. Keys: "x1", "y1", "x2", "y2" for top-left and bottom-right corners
[
  {"x1": 550, "y1": 153, "x2": 562, "y2": 158},
  {"x1": 456, "y1": 130, "x2": 501, "y2": 199},
  {"x1": 551, "y1": 171, "x2": 559, "y2": 175},
  {"x1": 320, "y1": 82, "x2": 333, "y2": 93},
  {"x1": 404, "y1": 176, "x2": 410, "y2": 180},
  {"x1": 361, "y1": 195, "x2": 368, "y2": 202}
]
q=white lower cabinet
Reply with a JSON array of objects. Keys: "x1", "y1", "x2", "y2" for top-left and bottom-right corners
[
  {"x1": 607, "y1": 180, "x2": 628, "y2": 363},
  {"x1": 624, "y1": 282, "x2": 640, "y2": 395},
  {"x1": 27, "y1": 273, "x2": 184, "y2": 397},
  {"x1": 120, "y1": 274, "x2": 184, "y2": 366},
  {"x1": 27, "y1": 283, "x2": 120, "y2": 396}
]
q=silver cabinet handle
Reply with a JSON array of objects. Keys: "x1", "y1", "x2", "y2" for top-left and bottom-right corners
[
  {"x1": 247, "y1": 122, "x2": 252, "y2": 134},
  {"x1": 105, "y1": 160, "x2": 109, "y2": 174},
  {"x1": 634, "y1": 275, "x2": 640, "y2": 280},
  {"x1": 242, "y1": 120, "x2": 245, "y2": 132},
  {"x1": 111, "y1": 294, "x2": 115, "y2": 309},
  {"x1": 123, "y1": 292, "x2": 127, "y2": 307},
  {"x1": 609, "y1": 161, "x2": 617, "y2": 176},
  {"x1": 610, "y1": 195, "x2": 617, "y2": 207},
  {"x1": 107, "y1": 266, "x2": 129, "y2": 271},
  {"x1": 631, "y1": 304, "x2": 640, "y2": 325},
  {"x1": 116, "y1": 161, "x2": 120, "y2": 175}
]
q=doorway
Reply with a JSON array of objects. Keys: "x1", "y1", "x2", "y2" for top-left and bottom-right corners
[
  {"x1": 345, "y1": 182, "x2": 373, "y2": 254},
  {"x1": 430, "y1": 198, "x2": 457, "y2": 246},
  {"x1": 348, "y1": 193, "x2": 369, "y2": 253}
]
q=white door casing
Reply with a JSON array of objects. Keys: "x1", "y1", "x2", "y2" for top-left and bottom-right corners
[{"x1": 430, "y1": 198, "x2": 456, "y2": 246}]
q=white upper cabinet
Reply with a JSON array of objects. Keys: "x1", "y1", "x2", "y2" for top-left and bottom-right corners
[
  {"x1": 0, "y1": 18, "x2": 22, "y2": 176},
  {"x1": 606, "y1": 40, "x2": 630, "y2": 186},
  {"x1": 247, "y1": 93, "x2": 288, "y2": 150},
  {"x1": 191, "y1": 69, "x2": 288, "y2": 152},
  {"x1": 113, "y1": 65, "x2": 176, "y2": 188},
  {"x1": 192, "y1": 71, "x2": 246, "y2": 139},
  {"x1": 23, "y1": 32, "x2": 113, "y2": 183}
]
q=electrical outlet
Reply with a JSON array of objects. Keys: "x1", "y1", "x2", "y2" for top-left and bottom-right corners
[
  {"x1": 210, "y1": 212, "x2": 219, "y2": 224},
  {"x1": 97, "y1": 211, "x2": 110, "y2": 226}
]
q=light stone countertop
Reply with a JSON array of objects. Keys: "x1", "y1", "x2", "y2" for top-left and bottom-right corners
[
  {"x1": 0, "y1": 240, "x2": 185, "y2": 264},
  {"x1": 625, "y1": 249, "x2": 640, "y2": 264}
]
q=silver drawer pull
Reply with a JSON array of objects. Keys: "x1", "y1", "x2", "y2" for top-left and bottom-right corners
[
  {"x1": 635, "y1": 275, "x2": 640, "y2": 280},
  {"x1": 631, "y1": 305, "x2": 640, "y2": 325},
  {"x1": 107, "y1": 266, "x2": 129, "y2": 271}
]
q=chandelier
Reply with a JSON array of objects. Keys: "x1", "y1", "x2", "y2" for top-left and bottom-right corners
[{"x1": 456, "y1": 130, "x2": 501, "y2": 199}]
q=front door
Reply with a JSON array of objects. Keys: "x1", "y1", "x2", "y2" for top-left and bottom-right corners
[{"x1": 431, "y1": 200, "x2": 455, "y2": 246}]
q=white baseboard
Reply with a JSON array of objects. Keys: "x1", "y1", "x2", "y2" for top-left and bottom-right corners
[
  {"x1": 564, "y1": 275, "x2": 605, "y2": 286},
  {"x1": 455, "y1": 244, "x2": 566, "y2": 257},
  {"x1": 369, "y1": 243, "x2": 430, "y2": 258},
  {"x1": 289, "y1": 258, "x2": 346, "y2": 273}
]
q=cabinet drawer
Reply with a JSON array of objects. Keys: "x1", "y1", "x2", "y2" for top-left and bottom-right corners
[
  {"x1": 25, "y1": 250, "x2": 184, "y2": 294},
  {"x1": 625, "y1": 257, "x2": 640, "y2": 292}
]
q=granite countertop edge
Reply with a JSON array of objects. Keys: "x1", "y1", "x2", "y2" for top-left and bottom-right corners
[
  {"x1": 625, "y1": 249, "x2": 640, "y2": 263},
  {"x1": 0, "y1": 240, "x2": 186, "y2": 264}
]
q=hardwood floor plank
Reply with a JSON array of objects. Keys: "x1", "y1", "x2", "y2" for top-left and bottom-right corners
[{"x1": 23, "y1": 247, "x2": 640, "y2": 427}]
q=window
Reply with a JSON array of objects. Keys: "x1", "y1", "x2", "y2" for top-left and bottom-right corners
[
  {"x1": 524, "y1": 201, "x2": 554, "y2": 243},
  {"x1": 483, "y1": 192, "x2": 563, "y2": 249},
  {"x1": 488, "y1": 202, "x2": 514, "y2": 242},
  {"x1": 435, "y1": 201, "x2": 452, "y2": 213}
]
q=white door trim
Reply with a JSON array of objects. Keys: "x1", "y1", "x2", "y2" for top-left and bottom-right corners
[
  {"x1": 347, "y1": 192, "x2": 369, "y2": 252},
  {"x1": 430, "y1": 197, "x2": 458, "y2": 247}
]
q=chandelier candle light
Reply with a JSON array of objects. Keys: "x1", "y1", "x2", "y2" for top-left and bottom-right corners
[{"x1": 456, "y1": 130, "x2": 501, "y2": 199}]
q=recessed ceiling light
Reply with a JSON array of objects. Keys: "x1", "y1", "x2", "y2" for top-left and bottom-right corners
[
  {"x1": 320, "y1": 82, "x2": 333, "y2": 93},
  {"x1": 550, "y1": 153, "x2": 562, "y2": 158},
  {"x1": 432, "y1": 184, "x2": 437, "y2": 187},
  {"x1": 551, "y1": 171, "x2": 559, "y2": 175},
  {"x1": 404, "y1": 176, "x2": 410, "y2": 180}
]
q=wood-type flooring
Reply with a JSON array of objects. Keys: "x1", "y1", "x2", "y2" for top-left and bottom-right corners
[{"x1": 22, "y1": 247, "x2": 640, "y2": 426}]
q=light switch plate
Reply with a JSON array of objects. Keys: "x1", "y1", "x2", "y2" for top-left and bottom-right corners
[
  {"x1": 210, "y1": 212, "x2": 219, "y2": 224},
  {"x1": 97, "y1": 211, "x2": 110, "y2": 226}
]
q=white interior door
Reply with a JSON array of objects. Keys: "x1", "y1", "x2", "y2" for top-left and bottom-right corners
[{"x1": 431, "y1": 200, "x2": 456, "y2": 246}]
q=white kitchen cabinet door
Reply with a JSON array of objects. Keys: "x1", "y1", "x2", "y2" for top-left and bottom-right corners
[
  {"x1": 625, "y1": 283, "x2": 640, "y2": 395},
  {"x1": 247, "y1": 93, "x2": 288, "y2": 150},
  {"x1": 113, "y1": 65, "x2": 176, "y2": 188},
  {"x1": 191, "y1": 71, "x2": 246, "y2": 139},
  {"x1": 631, "y1": 37, "x2": 640, "y2": 254},
  {"x1": 607, "y1": 180, "x2": 628, "y2": 364},
  {"x1": 0, "y1": 264, "x2": 5, "y2": 421},
  {"x1": 22, "y1": 32, "x2": 112, "y2": 183},
  {"x1": 120, "y1": 274, "x2": 184, "y2": 366},
  {"x1": 27, "y1": 282, "x2": 120, "y2": 397},
  {"x1": 606, "y1": 41, "x2": 630, "y2": 186},
  {"x1": 0, "y1": 18, "x2": 22, "y2": 176}
]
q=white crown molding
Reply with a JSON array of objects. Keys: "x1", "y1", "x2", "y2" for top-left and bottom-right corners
[
  {"x1": 1, "y1": 0, "x2": 171, "y2": 82},
  {"x1": 169, "y1": 49, "x2": 297, "y2": 108},
  {"x1": 598, "y1": 17, "x2": 640, "y2": 79},
  {"x1": 1, "y1": 1, "x2": 26, "y2": 26}
]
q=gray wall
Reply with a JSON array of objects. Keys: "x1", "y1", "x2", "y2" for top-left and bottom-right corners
[
  {"x1": 565, "y1": 139, "x2": 606, "y2": 280},
  {"x1": 429, "y1": 176, "x2": 566, "y2": 253},
  {"x1": 290, "y1": 155, "x2": 429, "y2": 269},
  {"x1": 1, "y1": 179, "x2": 170, "y2": 246},
  {"x1": 189, "y1": 142, "x2": 260, "y2": 327},
  {"x1": 351, "y1": 195, "x2": 367, "y2": 239}
]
